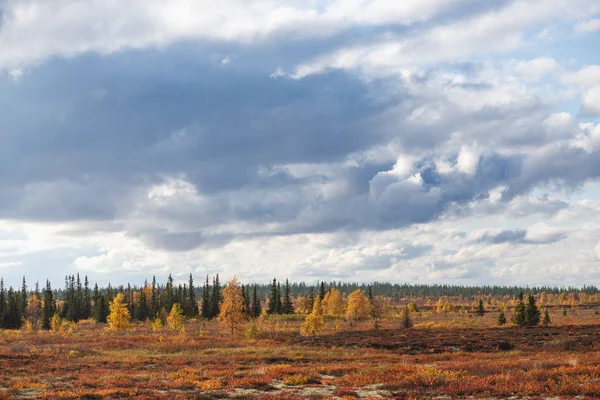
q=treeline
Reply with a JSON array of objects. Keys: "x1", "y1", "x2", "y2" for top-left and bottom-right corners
[{"x1": 1, "y1": 274, "x2": 598, "y2": 331}]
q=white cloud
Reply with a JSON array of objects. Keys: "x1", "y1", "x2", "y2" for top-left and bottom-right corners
[{"x1": 574, "y1": 18, "x2": 600, "y2": 34}]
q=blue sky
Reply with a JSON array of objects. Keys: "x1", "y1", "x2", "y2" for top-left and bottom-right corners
[{"x1": 1, "y1": 0, "x2": 600, "y2": 288}]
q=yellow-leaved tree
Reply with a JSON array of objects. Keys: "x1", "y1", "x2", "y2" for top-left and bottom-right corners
[
  {"x1": 218, "y1": 277, "x2": 246, "y2": 336},
  {"x1": 345, "y1": 289, "x2": 370, "y2": 325},
  {"x1": 300, "y1": 296, "x2": 324, "y2": 336},
  {"x1": 107, "y1": 293, "x2": 131, "y2": 331},
  {"x1": 167, "y1": 303, "x2": 184, "y2": 333},
  {"x1": 322, "y1": 288, "x2": 344, "y2": 317},
  {"x1": 25, "y1": 295, "x2": 43, "y2": 333}
]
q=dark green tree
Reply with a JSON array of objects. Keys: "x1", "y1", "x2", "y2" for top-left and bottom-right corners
[
  {"x1": 497, "y1": 310, "x2": 507, "y2": 326},
  {"x1": 0, "y1": 279, "x2": 5, "y2": 328},
  {"x1": 94, "y1": 294, "x2": 108, "y2": 323},
  {"x1": 267, "y1": 278, "x2": 279, "y2": 315},
  {"x1": 251, "y1": 286, "x2": 262, "y2": 318},
  {"x1": 135, "y1": 288, "x2": 148, "y2": 321},
  {"x1": 542, "y1": 308, "x2": 551, "y2": 326},
  {"x1": 19, "y1": 276, "x2": 27, "y2": 316},
  {"x1": 210, "y1": 274, "x2": 221, "y2": 318},
  {"x1": 41, "y1": 280, "x2": 55, "y2": 330},
  {"x1": 319, "y1": 281, "x2": 326, "y2": 300},
  {"x1": 187, "y1": 274, "x2": 199, "y2": 317},
  {"x1": 151, "y1": 276, "x2": 159, "y2": 317},
  {"x1": 83, "y1": 276, "x2": 92, "y2": 320},
  {"x1": 282, "y1": 279, "x2": 294, "y2": 314},
  {"x1": 2, "y1": 288, "x2": 22, "y2": 329},
  {"x1": 476, "y1": 299, "x2": 485, "y2": 316},
  {"x1": 512, "y1": 292, "x2": 526, "y2": 326},
  {"x1": 201, "y1": 276, "x2": 211, "y2": 319},
  {"x1": 525, "y1": 293, "x2": 541, "y2": 326}
]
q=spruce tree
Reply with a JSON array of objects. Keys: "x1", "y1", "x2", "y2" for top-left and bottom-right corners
[
  {"x1": 3, "y1": 288, "x2": 22, "y2": 329},
  {"x1": 542, "y1": 308, "x2": 551, "y2": 326},
  {"x1": 497, "y1": 310, "x2": 507, "y2": 326},
  {"x1": 83, "y1": 276, "x2": 92, "y2": 320},
  {"x1": 251, "y1": 286, "x2": 262, "y2": 318},
  {"x1": 319, "y1": 281, "x2": 326, "y2": 301},
  {"x1": 42, "y1": 280, "x2": 55, "y2": 330},
  {"x1": 135, "y1": 288, "x2": 148, "y2": 321},
  {"x1": 525, "y1": 293, "x2": 540, "y2": 326},
  {"x1": 210, "y1": 275, "x2": 221, "y2": 318},
  {"x1": 306, "y1": 289, "x2": 315, "y2": 314},
  {"x1": 282, "y1": 279, "x2": 294, "y2": 314},
  {"x1": 512, "y1": 291, "x2": 526, "y2": 326},
  {"x1": 0, "y1": 279, "x2": 5, "y2": 328},
  {"x1": 94, "y1": 294, "x2": 108, "y2": 323},
  {"x1": 476, "y1": 299, "x2": 485, "y2": 316},
  {"x1": 276, "y1": 282, "x2": 282, "y2": 314},
  {"x1": 201, "y1": 276, "x2": 211, "y2": 319},
  {"x1": 19, "y1": 276, "x2": 27, "y2": 316},
  {"x1": 151, "y1": 276, "x2": 158, "y2": 317},
  {"x1": 267, "y1": 278, "x2": 279, "y2": 315},
  {"x1": 187, "y1": 274, "x2": 199, "y2": 317}
]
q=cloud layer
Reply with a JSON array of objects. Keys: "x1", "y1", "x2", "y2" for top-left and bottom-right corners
[{"x1": 0, "y1": 0, "x2": 599, "y2": 287}]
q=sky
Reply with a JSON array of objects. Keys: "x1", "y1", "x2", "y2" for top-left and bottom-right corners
[{"x1": 1, "y1": 0, "x2": 600, "y2": 288}]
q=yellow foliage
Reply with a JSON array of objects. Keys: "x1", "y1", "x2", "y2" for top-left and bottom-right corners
[
  {"x1": 25, "y1": 295, "x2": 42, "y2": 333},
  {"x1": 107, "y1": 293, "x2": 131, "y2": 331},
  {"x1": 245, "y1": 321, "x2": 262, "y2": 339},
  {"x1": 167, "y1": 304, "x2": 185, "y2": 333},
  {"x1": 283, "y1": 374, "x2": 309, "y2": 385},
  {"x1": 300, "y1": 297, "x2": 324, "y2": 336},
  {"x1": 322, "y1": 288, "x2": 344, "y2": 317},
  {"x1": 51, "y1": 314, "x2": 62, "y2": 333},
  {"x1": 218, "y1": 277, "x2": 246, "y2": 336},
  {"x1": 151, "y1": 316, "x2": 164, "y2": 331},
  {"x1": 345, "y1": 289, "x2": 370, "y2": 323}
]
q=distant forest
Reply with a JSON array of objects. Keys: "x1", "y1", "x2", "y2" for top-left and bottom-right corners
[{"x1": 2, "y1": 274, "x2": 598, "y2": 301}]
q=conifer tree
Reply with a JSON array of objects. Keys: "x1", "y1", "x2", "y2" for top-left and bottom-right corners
[
  {"x1": 2, "y1": 288, "x2": 22, "y2": 329},
  {"x1": 20, "y1": 276, "x2": 28, "y2": 316},
  {"x1": 0, "y1": 279, "x2": 5, "y2": 328},
  {"x1": 400, "y1": 305, "x2": 413, "y2": 329},
  {"x1": 476, "y1": 299, "x2": 485, "y2": 316},
  {"x1": 497, "y1": 310, "x2": 507, "y2": 326},
  {"x1": 542, "y1": 308, "x2": 551, "y2": 326},
  {"x1": 218, "y1": 277, "x2": 246, "y2": 336},
  {"x1": 135, "y1": 288, "x2": 148, "y2": 321},
  {"x1": 151, "y1": 276, "x2": 159, "y2": 317},
  {"x1": 187, "y1": 274, "x2": 199, "y2": 317},
  {"x1": 306, "y1": 289, "x2": 315, "y2": 314},
  {"x1": 282, "y1": 279, "x2": 294, "y2": 314},
  {"x1": 244, "y1": 284, "x2": 251, "y2": 315},
  {"x1": 94, "y1": 294, "x2": 109, "y2": 323},
  {"x1": 276, "y1": 281, "x2": 282, "y2": 314},
  {"x1": 201, "y1": 276, "x2": 211, "y2": 319},
  {"x1": 83, "y1": 276, "x2": 92, "y2": 320},
  {"x1": 512, "y1": 291, "x2": 527, "y2": 326},
  {"x1": 42, "y1": 280, "x2": 55, "y2": 330},
  {"x1": 210, "y1": 275, "x2": 221, "y2": 318},
  {"x1": 267, "y1": 278, "x2": 279, "y2": 315},
  {"x1": 107, "y1": 293, "x2": 130, "y2": 331},
  {"x1": 525, "y1": 293, "x2": 541, "y2": 326},
  {"x1": 319, "y1": 281, "x2": 326, "y2": 300},
  {"x1": 251, "y1": 286, "x2": 262, "y2": 318}
]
